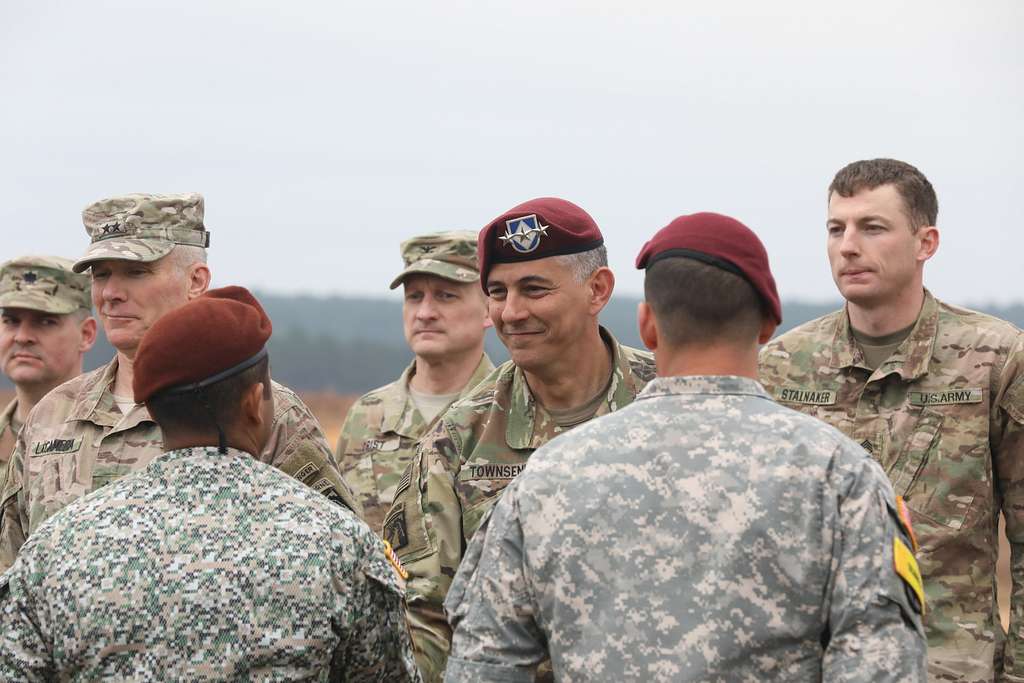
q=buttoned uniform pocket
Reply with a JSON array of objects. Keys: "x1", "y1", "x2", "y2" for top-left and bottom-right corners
[{"x1": 26, "y1": 451, "x2": 90, "y2": 531}]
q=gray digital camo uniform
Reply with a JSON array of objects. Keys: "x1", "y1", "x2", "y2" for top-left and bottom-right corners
[
  {"x1": 0, "y1": 446, "x2": 421, "y2": 682},
  {"x1": 445, "y1": 376, "x2": 927, "y2": 683}
]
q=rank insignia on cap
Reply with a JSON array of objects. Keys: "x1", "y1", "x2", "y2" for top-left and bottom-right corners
[
  {"x1": 499, "y1": 214, "x2": 549, "y2": 254},
  {"x1": 98, "y1": 221, "x2": 128, "y2": 238},
  {"x1": 22, "y1": 271, "x2": 37, "y2": 284}
]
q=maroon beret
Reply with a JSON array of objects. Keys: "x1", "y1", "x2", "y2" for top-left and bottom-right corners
[
  {"x1": 635, "y1": 212, "x2": 782, "y2": 324},
  {"x1": 133, "y1": 286, "x2": 273, "y2": 403},
  {"x1": 477, "y1": 197, "x2": 604, "y2": 290}
]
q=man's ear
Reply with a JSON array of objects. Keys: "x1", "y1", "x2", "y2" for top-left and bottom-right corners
[
  {"x1": 187, "y1": 263, "x2": 212, "y2": 300},
  {"x1": 638, "y1": 301, "x2": 659, "y2": 352},
  {"x1": 587, "y1": 267, "x2": 615, "y2": 316},
  {"x1": 241, "y1": 381, "x2": 265, "y2": 427},
  {"x1": 78, "y1": 316, "x2": 98, "y2": 353},
  {"x1": 916, "y1": 225, "x2": 940, "y2": 263},
  {"x1": 757, "y1": 316, "x2": 777, "y2": 345}
]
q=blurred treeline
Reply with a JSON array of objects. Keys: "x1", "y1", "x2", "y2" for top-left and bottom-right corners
[{"x1": 10, "y1": 294, "x2": 1024, "y2": 394}]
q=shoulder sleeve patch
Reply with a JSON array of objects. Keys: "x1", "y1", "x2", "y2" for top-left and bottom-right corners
[
  {"x1": 381, "y1": 539, "x2": 409, "y2": 581},
  {"x1": 893, "y1": 536, "x2": 925, "y2": 614},
  {"x1": 895, "y1": 495, "x2": 919, "y2": 552}
]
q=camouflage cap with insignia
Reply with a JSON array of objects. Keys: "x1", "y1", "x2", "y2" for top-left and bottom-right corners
[
  {"x1": 0, "y1": 255, "x2": 92, "y2": 314},
  {"x1": 73, "y1": 193, "x2": 211, "y2": 273},
  {"x1": 389, "y1": 230, "x2": 480, "y2": 290}
]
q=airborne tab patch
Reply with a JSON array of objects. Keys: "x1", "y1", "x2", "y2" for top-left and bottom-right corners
[
  {"x1": 908, "y1": 388, "x2": 982, "y2": 406},
  {"x1": 32, "y1": 437, "x2": 83, "y2": 456},
  {"x1": 776, "y1": 387, "x2": 837, "y2": 406}
]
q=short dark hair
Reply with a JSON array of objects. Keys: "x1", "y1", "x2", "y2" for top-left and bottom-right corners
[
  {"x1": 644, "y1": 257, "x2": 765, "y2": 347},
  {"x1": 828, "y1": 158, "x2": 938, "y2": 231},
  {"x1": 147, "y1": 356, "x2": 271, "y2": 436}
]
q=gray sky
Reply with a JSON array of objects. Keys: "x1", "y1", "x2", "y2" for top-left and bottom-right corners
[{"x1": 2, "y1": 0, "x2": 1021, "y2": 305}]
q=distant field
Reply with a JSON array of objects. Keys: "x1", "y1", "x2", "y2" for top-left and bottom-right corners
[{"x1": 1, "y1": 387, "x2": 1011, "y2": 629}]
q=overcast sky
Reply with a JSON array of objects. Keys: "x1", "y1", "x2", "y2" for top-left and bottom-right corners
[{"x1": 2, "y1": 0, "x2": 1020, "y2": 305}]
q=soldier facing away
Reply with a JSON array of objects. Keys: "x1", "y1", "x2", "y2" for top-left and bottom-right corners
[
  {"x1": 445, "y1": 212, "x2": 927, "y2": 682},
  {"x1": 0, "y1": 256, "x2": 96, "y2": 492},
  {"x1": 386, "y1": 197, "x2": 655, "y2": 681},
  {"x1": 0, "y1": 193, "x2": 359, "y2": 571},
  {"x1": 758, "y1": 159, "x2": 1024, "y2": 681},
  {"x1": 0, "y1": 286, "x2": 421, "y2": 681},
  {"x1": 336, "y1": 231, "x2": 493, "y2": 535}
]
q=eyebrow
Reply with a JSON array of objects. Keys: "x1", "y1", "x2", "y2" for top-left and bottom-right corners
[{"x1": 487, "y1": 275, "x2": 556, "y2": 288}]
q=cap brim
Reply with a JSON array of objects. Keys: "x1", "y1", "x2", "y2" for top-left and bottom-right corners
[
  {"x1": 388, "y1": 260, "x2": 480, "y2": 290},
  {"x1": 73, "y1": 238, "x2": 176, "y2": 273},
  {"x1": 0, "y1": 294, "x2": 81, "y2": 315}
]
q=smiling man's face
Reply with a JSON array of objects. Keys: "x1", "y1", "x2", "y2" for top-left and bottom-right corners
[{"x1": 89, "y1": 257, "x2": 192, "y2": 356}]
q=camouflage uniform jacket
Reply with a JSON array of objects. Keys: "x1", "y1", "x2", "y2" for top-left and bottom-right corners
[
  {"x1": 0, "y1": 399, "x2": 17, "y2": 494},
  {"x1": 759, "y1": 290, "x2": 1024, "y2": 683},
  {"x1": 386, "y1": 327, "x2": 655, "y2": 682},
  {"x1": 444, "y1": 375, "x2": 927, "y2": 683},
  {"x1": 0, "y1": 446, "x2": 421, "y2": 682},
  {"x1": 0, "y1": 357, "x2": 360, "y2": 572},
  {"x1": 337, "y1": 353, "x2": 494, "y2": 535}
]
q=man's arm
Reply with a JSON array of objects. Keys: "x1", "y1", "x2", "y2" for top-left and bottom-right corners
[
  {"x1": 385, "y1": 419, "x2": 466, "y2": 683},
  {"x1": 0, "y1": 433, "x2": 30, "y2": 573},
  {"x1": 0, "y1": 552, "x2": 57, "y2": 680},
  {"x1": 823, "y1": 452, "x2": 927, "y2": 682},
  {"x1": 995, "y1": 361, "x2": 1024, "y2": 681},
  {"x1": 444, "y1": 483, "x2": 545, "y2": 683}
]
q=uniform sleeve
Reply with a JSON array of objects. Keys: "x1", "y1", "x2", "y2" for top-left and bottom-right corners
[
  {"x1": 263, "y1": 384, "x2": 364, "y2": 517},
  {"x1": 443, "y1": 483, "x2": 544, "y2": 683},
  {"x1": 385, "y1": 419, "x2": 465, "y2": 683},
  {"x1": 0, "y1": 546, "x2": 57, "y2": 680},
  {"x1": 0, "y1": 430, "x2": 30, "y2": 573},
  {"x1": 330, "y1": 544, "x2": 422, "y2": 682},
  {"x1": 994, "y1": 350, "x2": 1024, "y2": 681},
  {"x1": 823, "y1": 451, "x2": 927, "y2": 682}
]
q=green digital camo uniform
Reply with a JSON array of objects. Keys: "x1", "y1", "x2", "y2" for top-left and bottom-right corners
[
  {"x1": 385, "y1": 328, "x2": 655, "y2": 681},
  {"x1": 0, "y1": 359, "x2": 359, "y2": 571},
  {"x1": 0, "y1": 446, "x2": 421, "y2": 682},
  {"x1": 337, "y1": 230, "x2": 492, "y2": 535},
  {"x1": 444, "y1": 376, "x2": 927, "y2": 682},
  {"x1": 759, "y1": 291, "x2": 1024, "y2": 682},
  {"x1": 337, "y1": 354, "x2": 494, "y2": 535},
  {"x1": 0, "y1": 255, "x2": 93, "y2": 494}
]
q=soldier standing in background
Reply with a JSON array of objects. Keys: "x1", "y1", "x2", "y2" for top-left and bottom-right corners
[
  {"x1": 337, "y1": 231, "x2": 493, "y2": 535},
  {"x1": 0, "y1": 256, "x2": 96, "y2": 491},
  {"x1": 0, "y1": 286, "x2": 420, "y2": 682},
  {"x1": 387, "y1": 197, "x2": 655, "y2": 681},
  {"x1": 760, "y1": 159, "x2": 1024, "y2": 681},
  {"x1": 0, "y1": 193, "x2": 359, "y2": 572},
  {"x1": 444, "y1": 212, "x2": 927, "y2": 682}
]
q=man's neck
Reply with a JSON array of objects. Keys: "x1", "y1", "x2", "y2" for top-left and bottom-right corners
[
  {"x1": 847, "y1": 286, "x2": 926, "y2": 337},
  {"x1": 113, "y1": 350, "x2": 136, "y2": 398},
  {"x1": 654, "y1": 343, "x2": 759, "y2": 380},
  {"x1": 409, "y1": 346, "x2": 485, "y2": 395},
  {"x1": 14, "y1": 365, "x2": 84, "y2": 422},
  {"x1": 524, "y1": 329, "x2": 612, "y2": 410}
]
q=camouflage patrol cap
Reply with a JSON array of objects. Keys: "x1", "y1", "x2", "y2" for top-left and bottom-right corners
[
  {"x1": 73, "y1": 193, "x2": 211, "y2": 273},
  {"x1": 389, "y1": 230, "x2": 480, "y2": 290},
  {"x1": 0, "y1": 255, "x2": 92, "y2": 314}
]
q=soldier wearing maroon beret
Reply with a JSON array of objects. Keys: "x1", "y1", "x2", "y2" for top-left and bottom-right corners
[
  {"x1": 385, "y1": 197, "x2": 656, "y2": 681},
  {"x1": 0, "y1": 287, "x2": 422, "y2": 681},
  {"x1": 443, "y1": 212, "x2": 926, "y2": 683}
]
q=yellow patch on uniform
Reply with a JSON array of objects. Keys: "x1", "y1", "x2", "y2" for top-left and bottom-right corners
[
  {"x1": 893, "y1": 536, "x2": 925, "y2": 614},
  {"x1": 382, "y1": 539, "x2": 409, "y2": 580},
  {"x1": 895, "y1": 495, "x2": 919, "y2": 552}
]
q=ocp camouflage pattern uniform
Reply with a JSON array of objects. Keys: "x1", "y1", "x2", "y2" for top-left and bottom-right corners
[
  {"x1": 759, "y1": 290, "x2": 1024, "y2": 682},
  {"x1": 444, "y1": 375, "x2": 927, "y2": 682},
  {"x1": 0, "y1": 255, "x2": 93, "y2": 494},
  {"x1": 385, "y1": 328, "x2": 655, "y2": 681},
  {"x1": 337, "y1": 230, "x2": 492, "y2": 535},
  {"x1": 0, "y1": 193, "x2": 360, "y2": 571},
  {"x1": 337, "y1": 354, "x2": 493, "y2": 535},
  {"x1": 0, "y1": 446, "x2": 421, "y2": 682}
]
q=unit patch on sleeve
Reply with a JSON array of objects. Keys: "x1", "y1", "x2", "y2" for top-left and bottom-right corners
[{"x1": 893, "y1": 536, "x2": 925, "y2": 614}]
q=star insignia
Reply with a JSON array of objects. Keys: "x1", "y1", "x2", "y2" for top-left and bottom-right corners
[
  {"x1": 498, "y1": 219, "x2": 549, "y2": 245},
  {"x1": 22, "y1": 271, "x2": 38, "y2": 284}
]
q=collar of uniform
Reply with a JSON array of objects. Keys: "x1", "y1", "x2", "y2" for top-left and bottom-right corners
[
  {"x1": 0, "y1": 398, "x2": 17, "y2": 434},
  {"x1": 382, "y1": 353, "x2": 496, "y2": 437},
  {"x1": 506, "y1": 326, "x2": 633, "y2": 450},
  {"x1": 65, "y1": 357, "x2": 156, "y2": 430},
  {"x1": 150, "y1": 445, "x2": 255, "y2": 472},
  {"x1": 830, "y1": 289, "x2": 938, "y2": 381},
  {"x1": 638, "y1": 375, "x2": 771, "y2": 401}
]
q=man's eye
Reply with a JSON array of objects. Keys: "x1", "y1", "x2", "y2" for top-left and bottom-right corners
[{"x1": 487, "y1": 288, "x2": 506, "y2": 299}]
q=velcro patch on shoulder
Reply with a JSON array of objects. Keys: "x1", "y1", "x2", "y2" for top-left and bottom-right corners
[
  {"x1": 382, "y1": 539, "x2": 409, "y2": 580},
  {"x1": 893, "y1": 536, "x2": 925, "y2": 614}
]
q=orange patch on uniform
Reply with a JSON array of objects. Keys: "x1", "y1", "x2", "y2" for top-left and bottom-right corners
[
  {"x1": 895, "y1": 495, "x2": 919, "y2": 552},
  {"x1": 382, "y1": 539, "x2": 409, "y2": 580}
]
